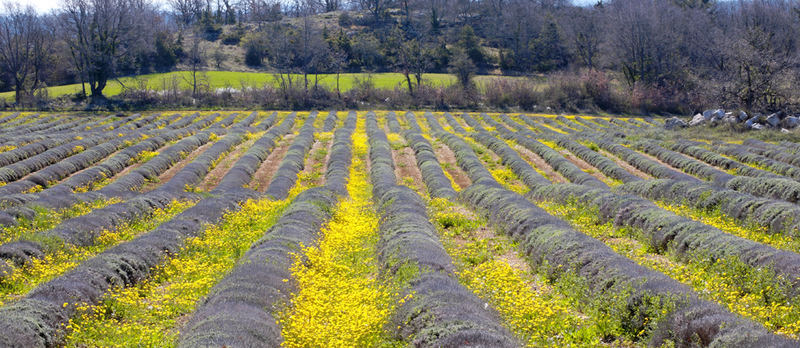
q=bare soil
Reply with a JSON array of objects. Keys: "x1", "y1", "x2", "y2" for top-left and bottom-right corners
[
  {"x1": 391, "y1": 145, "x2": 425, "y2": 192},
  {"x1": 635, "y1": 148, "x2": 694, "y2": 176},
  {"x1": 202, "y1": 135, "x2": 260, "y2": 191},
  {"x1": 512, "y1": 144, "x2": 566, "y2": 183},
  {"x1": 599, "y1": 149, "x2": 653, "y2": 180},
  {"x1": 250, "y1": 135, "x2": 294, "y2": 192},
  {"x1": 557, "y1": 148, "x2": 615, "y2": 183},
  {"x1": 142, "y1": 141, "x2": 214, "y2": 192},
  {"x1": 432, "y1": 141, "x2": 471, "y2": 189},
  {"x1": 299, "y1": 138, "x2": 332, "y2": 187}
]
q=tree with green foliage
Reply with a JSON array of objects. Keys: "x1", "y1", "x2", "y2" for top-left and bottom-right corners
[
  {"x1": 458, "y1": 25, "x2": 485, "y2": 68},
  {"x1": 242, "y1": 31, "x2": 269, "y2": 67},
  {"x1": 153, "y1": 31, "x2": 181, "y2": 72},
  {"x1": 530, "y1": 18, "x2": 568, "y2": 72},
  {"x1": 449, "y1": 48, "x2": 476, "y2": 89}
]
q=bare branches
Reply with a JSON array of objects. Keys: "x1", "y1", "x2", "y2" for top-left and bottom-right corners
[
  {"x1": 0, "y1": 2, "x2": 51, "y2": 105},
  {"x1": 58, "y1": 0, "x2": 148, "y2": 101}
]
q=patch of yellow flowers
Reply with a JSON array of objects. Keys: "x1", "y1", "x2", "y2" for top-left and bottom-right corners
[
  {"x1": 132, "y1": 150, "x2": 159, "y2": 165},
  {"x1": 541, "y1": 200, "x2": 800, "y2": 339},
  {"x1": 657, "y1": 202, "x2": 800, "y2": 252},
  {"x1": 490, "y1": 167, "x2": 528, "y2": 194},
  {"x1": 280, "y1": 118, "x2": 402, "y2": 347},
  {"x1": 0, "y1": 199, "x2": 121, "y2": 245},
  {"x1": 65, "y1": 195, "x2": 293, "y2": 347},
  {"x1": 0, "y1": 199, "x2": 188, "y2": 307},
  {"x1": 429, "y1": 198, "x2": 601, "y2": 346}
]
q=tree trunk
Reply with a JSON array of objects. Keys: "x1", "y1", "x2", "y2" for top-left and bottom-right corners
[
  {"x1": 192, "y1": 69, "x2": 198, "y2": 98},
  {"x1": 14, "y1": 78, "x2": 22, "y2": 105},
  {"x1": 90, "y1": 79, "x2": 107, "y2": 103}
]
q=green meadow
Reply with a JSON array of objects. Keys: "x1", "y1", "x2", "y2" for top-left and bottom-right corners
[{"x1": 5, "y1": 71, "x2": 525, "y2": 100}]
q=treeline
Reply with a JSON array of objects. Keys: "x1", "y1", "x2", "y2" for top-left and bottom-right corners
[{"x1": 0, "y1": 0, "x2": 799, "y2": 114}]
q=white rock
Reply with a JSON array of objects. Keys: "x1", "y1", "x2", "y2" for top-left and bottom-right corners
[{"x1": 689, "y1": 113, "x2": 706, "y2": 126}]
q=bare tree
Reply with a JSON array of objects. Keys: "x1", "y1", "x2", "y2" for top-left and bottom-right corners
[
  {"x1": 267, "y1": 25, "x2": 298, "y2": 95},
  {"x1": 0, "y1": 2, "x2": 50, "y2": 105},
  {"x1": 241, "y1": 0, "x2": 281, "y2": 27},
  {"x1": 329, "y1": 45, "x2": 347, "y2": 96},
  {"x1": 294, "y1": 2, "x2": 325, "y2": 91},
  {"x1": 168, "y1": 0, "x2": 203, "y2": 25},
  {"x1": 58, "y1": 0, "x2": 145, "y2": 102},
  {"x1": 320, "y1": 0, "x2": 340, "y2": 12},
  {"x1": 393, "y1": 33, "x2": 432, "y2": 94},
  {"x1": 356, "y1": 0, "x2": 386, "y2": 23},
  {"x1": 184, "y1": 33, "x2": 206, "y2": 97},
  {"x1": 717, "y1": 0, "x2": 799, "y2": 110},
  {"x1": 604, "y1": 0, "x2": 683, "y2": 87},
  {"x1": 563, "y1": 6, "x2": 600, "y2": 69}
]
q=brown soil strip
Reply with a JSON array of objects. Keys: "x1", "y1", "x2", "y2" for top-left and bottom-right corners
[
  {"x1": 598, "y1": 149, "x2": 653, "y2": 180},
  {"x1": 432, "y1": 140, "x2": 471, "y2": 189},
  {"x1": 250, "y1": 134, "x2": 294, "y2": 192},
  {"x1": 476, "y1": 141, "x2": 502, "y2": 164},
  {"x1": 201, "y1": 136, "x2": 260, "y2": 192},
  {"x1": 391, "y1": 145, "x2": 425, "y2": 192},
  {"x1": 557, "y1": 148, "x2": 614, "y2": 183},
  {"x1": 142, "y1": 141, "x2": 214, "y2": 192},
  {"x1": 62, "y1": 140, "x2": 175, "y2": 187},
  {"x1": 451, "y1": 114, "x2": 472, "y2": 130},
  {"x1": 512, "y1": 144, "x2": 566, "y2": 183},
  {"x1": 469, "y1": 138, "x2": 528, "y2": 189},
  {"x1": 635, "y1": 148, "x2": 698, "y2": 177},
  {"x1": 60, "y1": 147, "x2": 126, "y2": 184},
  {"x1": 299, "y1": 138, "x2": 332, "y2": 188},
  {"x1": 678, "y1": 147, "x2": 739, "y2": 174}
]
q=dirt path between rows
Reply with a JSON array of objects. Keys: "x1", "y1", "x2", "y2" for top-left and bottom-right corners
[
  {"x1": 448, "y1": 205, "x2": 540, "y2": 286},
  {"x1": 599, "y1": 149, "x2": 653, "y2": 180},
  {"x1": 556, "y1": 148, "x2": 615, "y2": 184},
  {"x1": 142, "y1": 141, "x2": 214, "y2": 192},
  {"x1": 91, "y1": 141, "x2": 173, "y2": 187},
  {"x1": 512, "y1": 144, "x2": 566, "y2": 183},
  {"x1": 432, "y1": 141, "x2": 471, "y2": 189},
  {"x1": 51, "y1": 143, "x2": 132, "y2": 186},
  {"x1": 250, "y1": 134, "x2": 294, "y2": 192},
  {"x1": 449, "y1": 113, "x2": 472, "y2": 131},
  {"x1": 391, "y1": 145, "x2": 425, "y2": 192},
  {"x1": 635, "y1": 148, "x2": 698, "y2": 179},
  {"x1": 299, "y1": 137, "x2": 332, "y2": 188},
  {"x1": 201, "y1": 135, "x2": 261, "y2": 191}
]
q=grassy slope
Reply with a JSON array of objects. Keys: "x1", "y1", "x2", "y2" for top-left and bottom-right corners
[{"x1": 10, "y1": 71, "x2": 521, "y2": 101}]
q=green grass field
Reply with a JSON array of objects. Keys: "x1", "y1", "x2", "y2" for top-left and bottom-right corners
[{"x1": 4, "y1": 71, "x2": 524, "y2": 100}]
